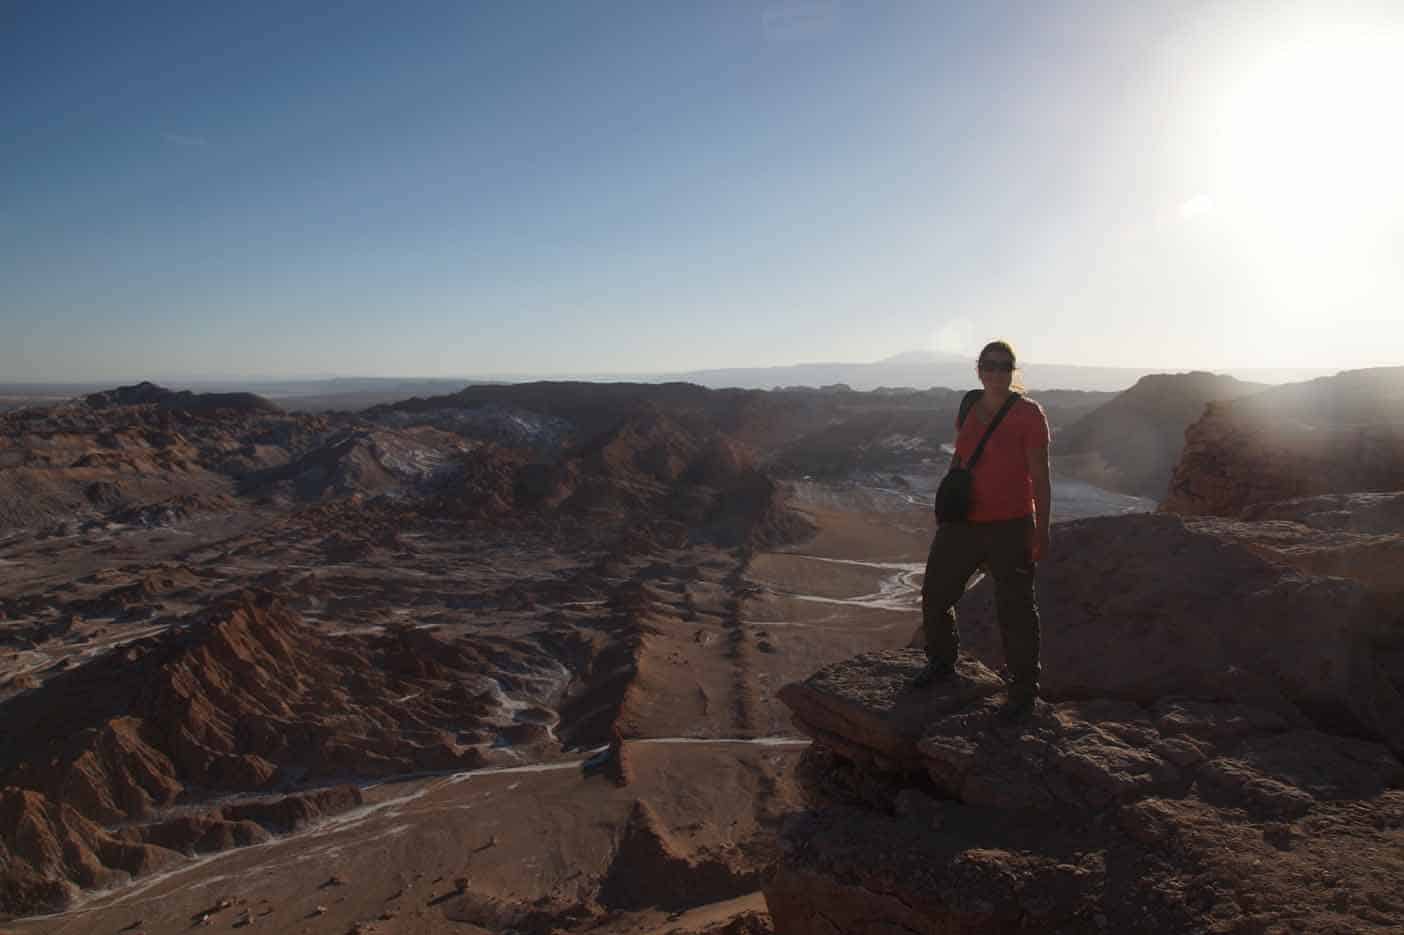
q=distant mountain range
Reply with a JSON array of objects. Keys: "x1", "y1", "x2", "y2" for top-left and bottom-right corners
[
  {"x1": 655, "y1": 352, "x2": 1134, "y2": 393},
  {"x1": 1, "y1": 351, "x2": 1338, "y2": 407},
  {"x1": 652, "y1": 350, "x2": 1334, "y2": 394}
]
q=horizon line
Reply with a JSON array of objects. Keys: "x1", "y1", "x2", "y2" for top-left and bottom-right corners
[{"x1": 0, "y1": 356, "x2": 1363, "y2": 389}]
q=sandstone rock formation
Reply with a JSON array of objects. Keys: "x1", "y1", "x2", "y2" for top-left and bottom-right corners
[
  {"x1": 0, "y1": 591, "x2": 565, "y2": 913},
  {"x1": 1163, "y1": 366, "x2": 1404, "y2": 516},
  {"x1": 766, "y1": 650, "x2": 1404, "y2": 933},
  {"x1": 0, "y1": 786, "x2": 179, "y2": 916},
  {"x1": 1056, "y1": 371, "x2": 1263, "y2": 499}
]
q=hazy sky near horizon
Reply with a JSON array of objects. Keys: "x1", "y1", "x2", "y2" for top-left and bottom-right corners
[{"x1": 4, "y1": 1, "x2": 1402, "y2": 381}]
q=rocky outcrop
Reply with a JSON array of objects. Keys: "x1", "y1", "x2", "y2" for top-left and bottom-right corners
[
  {"x1": 1056, "y1": 371, "x2": 1263, "y2": 500},
  {"x1": 0, "y1": 592, "x2": 564, "y2": 913},
  {"x1": 238, "y1": 426, "x2": 469, "y2": 500},
  {"x1": 1163, "y1": 366, "x2": 1404, "y2": 516},
  {"x1": 0, "y1": 392, "x2": 331, "y2": 531},
  {"x1": 425, "y1": 443, "x2": 532, "y2": 518},
  {"x1": 776, "y1": 653, "x2": 1004, "y2": 772},
  {"x1": 450, "y1": 407, "x2": 817, "y2": 548},
  {"x1": 0, "y1": 782, "x2": 365, "y2": 917},
  {"x1": 766, "y1": 650, "x2": 1404, "y2": 934},
  {"x1": 551, "y1": 409, "x2": 766, "y2": 534},
  {"x1": 65, "y1": 562, "x2": 203, "y2": 618},
  {"x1": 1, "y1": 589, "x2": 564, "y2": 814},
  {"x1": 911, "y1": 512, "x2": 1404, "y2": 758},
  {"x1": 1209, "y1": 493, "x2": 1404, "y2": 595},
  {"x1": 1240, "y1": 490, "x2": 1404, "y2": 534},
  {"x1": 0, "y1": 786, "x2": 178, "y2": 917}
]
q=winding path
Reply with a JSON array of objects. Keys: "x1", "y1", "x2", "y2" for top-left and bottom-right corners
[{"x1": 751, "y1": 554, "x2": 929, "y2": 614}]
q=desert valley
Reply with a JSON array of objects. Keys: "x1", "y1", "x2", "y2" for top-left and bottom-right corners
[{"x1": 0, "y1": 367, "x2": 1402, "y2": 934}]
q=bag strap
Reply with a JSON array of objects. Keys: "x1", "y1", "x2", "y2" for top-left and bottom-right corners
[
  {"x1": 963, "y1": 393, "x2": 1021, "y2": 470},
  {"x1": 956, "y1": 389, "x2": 982, "y2": 429}
]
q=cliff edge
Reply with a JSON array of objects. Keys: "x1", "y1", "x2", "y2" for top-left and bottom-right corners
[{"x1": 766, "y1": 649, "x2": 1404, "y2": 933}]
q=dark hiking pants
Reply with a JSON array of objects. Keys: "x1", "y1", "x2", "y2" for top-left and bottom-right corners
[{"x1": 921, "y1": 517, "x2": 1040, "y2": 692}]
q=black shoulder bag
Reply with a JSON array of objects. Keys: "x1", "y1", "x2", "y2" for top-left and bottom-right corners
[{"x1": 933, "y1": 392, "x2": 1020, "y2": 523}]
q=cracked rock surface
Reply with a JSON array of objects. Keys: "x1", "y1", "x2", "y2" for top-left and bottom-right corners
[{"x1": 766, "y1": 650, "x2": 1404, "y2": 934}]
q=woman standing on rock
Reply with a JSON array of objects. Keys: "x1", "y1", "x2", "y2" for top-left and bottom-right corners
[{"x1": 917, "y1": 340, "x2": 1051, "y2": 715}]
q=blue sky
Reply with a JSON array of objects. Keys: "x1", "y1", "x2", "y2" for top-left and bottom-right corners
[{"x1": 4, "y1": 1, "x2": 1402, "y2": 381}]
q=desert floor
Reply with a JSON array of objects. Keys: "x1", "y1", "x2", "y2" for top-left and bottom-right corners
[{"x1": 2, "y1": 477, "x2": 961, "y2": 935}]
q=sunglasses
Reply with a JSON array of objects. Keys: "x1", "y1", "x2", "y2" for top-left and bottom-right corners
[{"x1": 978, "y1": 359, "x2": 1015, "y2": 372}]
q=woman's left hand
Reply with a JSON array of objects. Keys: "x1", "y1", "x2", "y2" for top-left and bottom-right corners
[{"x1": 1030, "y1": 525, "x2": 1050, "y2": 562}]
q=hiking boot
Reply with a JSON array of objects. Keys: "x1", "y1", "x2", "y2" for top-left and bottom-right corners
[
  {"x1": 912, "y1": 659, "x2": 956, "y2": 687},
  {"x1": 1001, "y1": 684, "x2": 1038, "y2": 719}
]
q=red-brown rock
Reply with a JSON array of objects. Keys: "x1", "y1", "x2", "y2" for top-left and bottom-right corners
[{"x1": 1163, "y1": 366, "x2": 1404, "y2": 516}]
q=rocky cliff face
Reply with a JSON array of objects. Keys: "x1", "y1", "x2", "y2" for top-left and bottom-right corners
[
  {"x1": 765, "y1": 650, "x2": 1404, "y2": 934},
  {"x1": 1162, "y1": 366, "x2": 1404, "y2": 516},
  {"x1": 1056, "y1": 371, "x2": 1264, "y2": 500}
]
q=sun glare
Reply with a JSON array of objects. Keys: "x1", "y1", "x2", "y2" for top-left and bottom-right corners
[
  {"x1": 1176, "y1": 17, "x2": 1404, "y2": 337},
  {"x1": 1178, "y1": 193, "x2": 1214, "y2": 220},
  {"x1": 1206, "y1": 23, "x2": 1404, "y2": 233}
]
